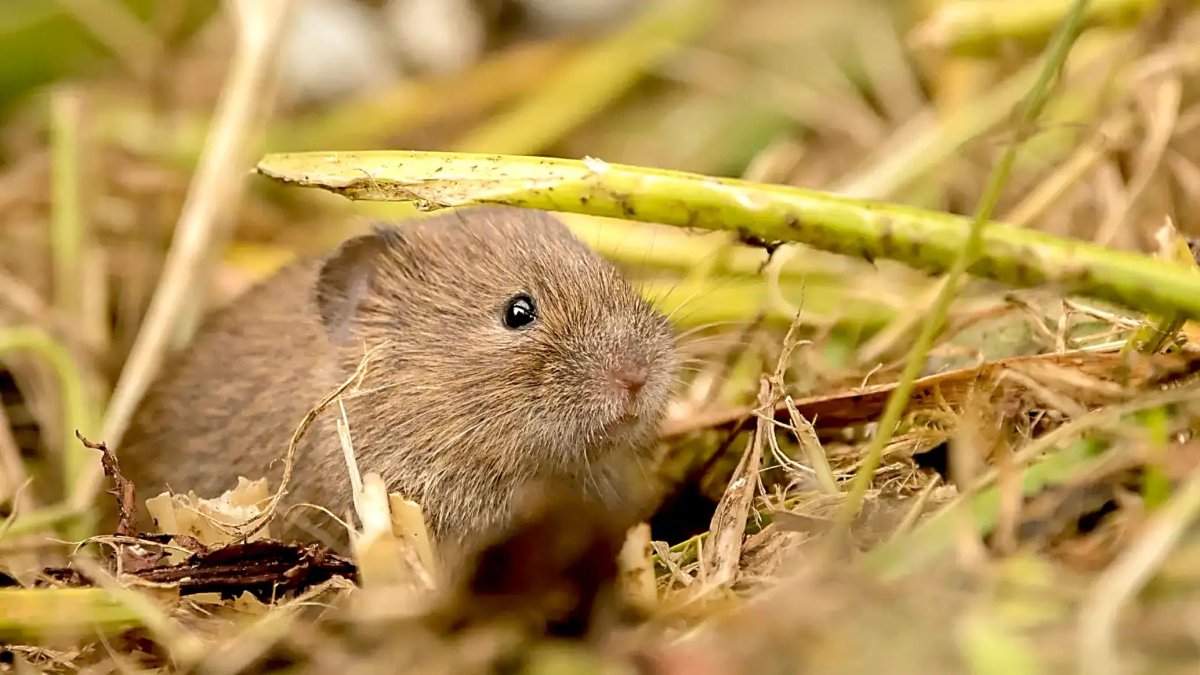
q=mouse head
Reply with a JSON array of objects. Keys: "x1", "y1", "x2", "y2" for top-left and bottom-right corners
[{"x1": 313, "y1": 206, "x2": 677, "y2": 482}]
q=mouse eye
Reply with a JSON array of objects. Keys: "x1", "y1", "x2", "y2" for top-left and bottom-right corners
[{"x1": 503, "y1": 294, "x2": 537, "y2": 329}]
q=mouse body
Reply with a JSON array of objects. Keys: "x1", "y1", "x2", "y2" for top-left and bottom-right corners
[{"x1": 118, "y1": 206, "x2": 677, "y2": 576}]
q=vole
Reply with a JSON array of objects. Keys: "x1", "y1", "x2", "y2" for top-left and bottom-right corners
[{"x1": 118, "y1": 206, "x2": 677, "y2": 577}]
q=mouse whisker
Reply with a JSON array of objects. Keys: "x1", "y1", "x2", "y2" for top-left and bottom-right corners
[{"x1": 673, "y1": 320, "x2": 754, "y2": 342}]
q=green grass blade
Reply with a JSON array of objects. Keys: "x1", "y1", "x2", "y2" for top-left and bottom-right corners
[{"x1": 0, "y1": 588, "x2": 142, "y2": 640}]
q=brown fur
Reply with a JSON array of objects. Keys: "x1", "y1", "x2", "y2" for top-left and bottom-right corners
[{"x1": 118, "y1": 206, "x2": 677, "y2": 576}]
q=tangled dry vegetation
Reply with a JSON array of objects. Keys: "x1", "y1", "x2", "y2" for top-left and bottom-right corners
[{"x1": 5, "y1": 0, "x2": 1200, "y2": 672}]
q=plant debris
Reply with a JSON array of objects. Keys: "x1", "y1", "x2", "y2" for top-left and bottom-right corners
[{"x1": 663, "y1": 347, "x2": 1200, "y2": 439}]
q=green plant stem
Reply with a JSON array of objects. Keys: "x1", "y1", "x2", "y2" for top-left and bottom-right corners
[
  {"x1": 1141, "y1": 406, "x2": 1171, "y2": 510},
  {"x1": 0, "y1": 588, "x2": 142, "y2": 640},
  {"x1": 829, "y1": 0, "x2": 1092, "y2": 543},
  {"x1": 0, "y1": 502, "x2": 84, "y2": 540},
  {"x1": 50, "y1": 86, "x2": 83, "y2": 324},
  {"x1": 0, "y1": 328, "x2": 96, "y2": 536},
  {"x1": 913, "y1": 0, "x2": 1152, "y2": 56},
  {"x1": 257, "y1": 142, "x2": 1200, "y2": 324}
]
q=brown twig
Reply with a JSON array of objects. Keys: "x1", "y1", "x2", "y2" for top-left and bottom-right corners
[{"x1": 75, "y1": 431, "x2": 136, "y2": 539}]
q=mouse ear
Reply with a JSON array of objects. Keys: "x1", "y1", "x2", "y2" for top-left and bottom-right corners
[{"x1": 314, "y1": 232, "x2": 388, "y2": 344}]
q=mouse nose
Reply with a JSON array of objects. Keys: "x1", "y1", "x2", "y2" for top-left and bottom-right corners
[{"x1": 609, "y1": 358, "x2": 649, "y2": 396}]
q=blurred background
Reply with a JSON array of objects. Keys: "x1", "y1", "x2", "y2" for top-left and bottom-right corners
[{"x1": 5, "y1": 1, "x2": 1200, "y2": 668}]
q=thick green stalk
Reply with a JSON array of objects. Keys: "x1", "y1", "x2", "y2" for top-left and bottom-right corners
[{"x1": 256, "y1": 145, "x2": 1200, "y2": 323}]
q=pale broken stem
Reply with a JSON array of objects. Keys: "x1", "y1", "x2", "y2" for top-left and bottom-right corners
[
  {"x1": 618, "y1": 523, "x2": 657, "y2": 610},
  {"x1": 356, "y1": 473, "x2": 436, "y2": 592},
  {"x1": 336, "y1": 399, "x2": 364, "y2": 528},
  {"x1": 1077, "y1": 465, "x2": 1200, "y2": 675},
  {"x1": 95, "y1": 0, "x2": 294, "y2": 508},
  {"x1": 761, "y1": 412, "x2": 817, "y2": 482},
  {"x1": 333, "y1": 355, "x2": 438, "y2": 590},
  {"x1": 387, "y1": 494, "x2": 439, "y2": 583},
  {"x1": 702, "y1": 378, "x2": 770, "y2": 588},
  {"x1": 1095, "y1": 75, "x2": 1181, "y2": 247},
  {"x1": 892, "y1": 474, "x2": 941, "y2": 538},
  {"x1": 783, "y1": 395, "x2": 839, "y2": 494},
  {"x1": 755, "y1": 305, "x2": 834, "y2": 492}
]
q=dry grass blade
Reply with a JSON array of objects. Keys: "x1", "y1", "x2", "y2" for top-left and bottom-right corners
[
  {"x1": 782, "y1": 395, "x2": 838, "y2": 494},
  {"x1": 618, "y1": 523, "x2": 656, "y2": 611},
  {"x1": 701, "y1": 378, "x2": 769, "y2": 588},
  {"x1": 866, "y1": 379, "x2": 1200, "y2": 578},
  {"x1": 1096, "y1": 75, "x2": 1181, "y2": 246},
  {"x1": 96, "y1": 0, "x2": 295, "y2": 506},
  {"x1": 452, "y1": 0, "x2": 721, "y2": 155},
  {"x1": 336, "y1": 399, "x2": 364, "y2": 526}
]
